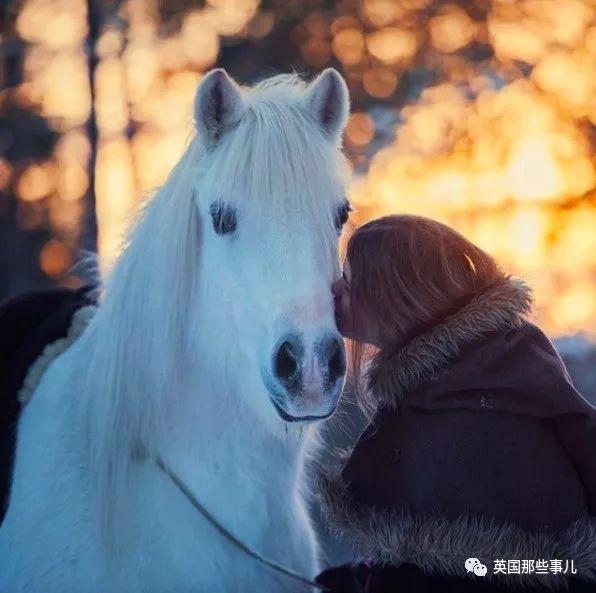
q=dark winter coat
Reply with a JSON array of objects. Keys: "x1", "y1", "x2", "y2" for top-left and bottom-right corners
[
  {"x1": 316, "y1": 277, "x2": 596, "y2": 592},
  {"x1": 0, "y1": 286, "x2": 95, "y2": 525}
]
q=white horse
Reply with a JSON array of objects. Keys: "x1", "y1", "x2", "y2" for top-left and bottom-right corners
[{"x1": 0, "y1": 69, "x2": 351, "y2": 592}]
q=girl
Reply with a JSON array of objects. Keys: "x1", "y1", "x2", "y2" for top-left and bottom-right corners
[{"x1": 315, "y1": 215, "x2": 596, "y2": 593}]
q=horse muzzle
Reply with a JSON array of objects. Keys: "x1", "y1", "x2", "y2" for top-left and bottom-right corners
[{"x1": 262, "y1": 331, "x2": 346, "y2": 422}]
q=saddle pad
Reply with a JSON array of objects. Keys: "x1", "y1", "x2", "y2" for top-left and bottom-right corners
[{"x1": 0, "y1": 285, "x2": 96, "y2": 525}]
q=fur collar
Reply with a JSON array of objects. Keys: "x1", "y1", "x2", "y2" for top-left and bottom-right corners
[
  {"x1": 366, "y1": 276, "x2": 533, "y2": 408},
  {"x1": 317, "y1": 470, "x2": 596, "y2": 591}
]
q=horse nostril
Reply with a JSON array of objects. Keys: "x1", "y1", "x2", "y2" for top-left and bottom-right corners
[
  {"x1": 328, "y1": 339, "x2": 346, "y2": 382},
  {"x1": 275, "y1": 341, "x2": 297, "y2": 379},
  {"x1": 318, "y1": 335, "x2": 346, "y2": 385},
  {"x1": 273, "y1": 338, "x2": 303, "y2": 388}
]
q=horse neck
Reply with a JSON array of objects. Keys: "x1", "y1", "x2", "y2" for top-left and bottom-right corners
[{"x1": 159, "y1": 373, "x2": 306, "y2": 513}]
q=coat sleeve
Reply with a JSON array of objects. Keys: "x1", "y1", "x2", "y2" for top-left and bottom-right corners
[{"x1": 553, "y1": 400, "x2": 596, "y2": 516}]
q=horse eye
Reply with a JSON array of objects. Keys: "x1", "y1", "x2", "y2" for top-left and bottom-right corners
[
  {"x1": 335, "y1": 200, "x2": 352, "y2": 231},
  {"x1": 209, "y1": 201, "x2": 237, "y2": 235}
]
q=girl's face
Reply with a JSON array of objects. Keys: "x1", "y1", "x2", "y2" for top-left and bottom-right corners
[
  {"x1": 332, "y1": 258, "x2": 353, "y2": 338},
  {"x1": 332, "y1": 258, "x2": 386, "y2": 348}
]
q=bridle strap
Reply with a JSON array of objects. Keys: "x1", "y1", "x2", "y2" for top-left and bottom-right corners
[{"x1": 155, "y1": 457, "x2": 324, "y2": 590}]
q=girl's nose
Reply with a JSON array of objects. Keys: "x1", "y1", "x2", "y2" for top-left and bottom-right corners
[{"x1": 331, "y1": 278, "x2": 342, "y2": 298}]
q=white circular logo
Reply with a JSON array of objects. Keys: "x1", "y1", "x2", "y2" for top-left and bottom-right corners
[{"x1": 465, "y1": 558, "x2": 487, "y2": 577}]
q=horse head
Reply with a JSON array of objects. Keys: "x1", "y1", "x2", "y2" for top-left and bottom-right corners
[{"x1": 189, "y1": 69, "x2": 351, "y2": 428}]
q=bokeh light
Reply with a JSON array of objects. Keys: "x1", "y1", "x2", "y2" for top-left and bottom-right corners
[{"x1": 2, "y1": 0, "x2": 595, "y2": 336}]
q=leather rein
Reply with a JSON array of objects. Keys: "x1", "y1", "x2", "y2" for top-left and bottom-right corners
[{"x1": 155, "y1": 457, "x2": 324, "y2": 590}]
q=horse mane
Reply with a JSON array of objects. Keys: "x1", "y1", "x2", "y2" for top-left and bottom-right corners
[
  {"x1": 78, "y1": 73, "x2": 349, "y2": 547},
  {"x1": 79, "y1": 139, "x2": 202, "y2": 548}
]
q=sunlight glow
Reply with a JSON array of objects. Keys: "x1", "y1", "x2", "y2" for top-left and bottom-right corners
[{"x1": 11, "y1": 0, "x2": 596, "y2": 335}]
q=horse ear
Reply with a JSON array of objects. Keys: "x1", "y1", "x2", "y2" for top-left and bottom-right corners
[
  {"x1": 194, "y1": 69, "x2": 246, "y2": 145},
  {"x1": 305, "y1": 68, "x2": 350, "y2": 143}
]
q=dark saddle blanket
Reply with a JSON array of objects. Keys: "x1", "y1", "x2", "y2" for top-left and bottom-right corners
[{"x1": 0, "y1": 285, "x2": 95, "y2": 525}]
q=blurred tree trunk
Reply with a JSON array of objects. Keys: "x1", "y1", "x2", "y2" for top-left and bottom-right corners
[
  {"x1": 83, "y1": 0, "x2": 100, "y2": 259},
  {"x1": 0, "y1": 25, "x2": 52, "y2": 298}
]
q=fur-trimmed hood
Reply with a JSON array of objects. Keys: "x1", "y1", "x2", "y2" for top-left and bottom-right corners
[
  {"x1": 314, "y1": 276, "x2": 596, "y2": 591},
  {"x1": 366, "y1": 276, "x2": 534, "y2": 408}
]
